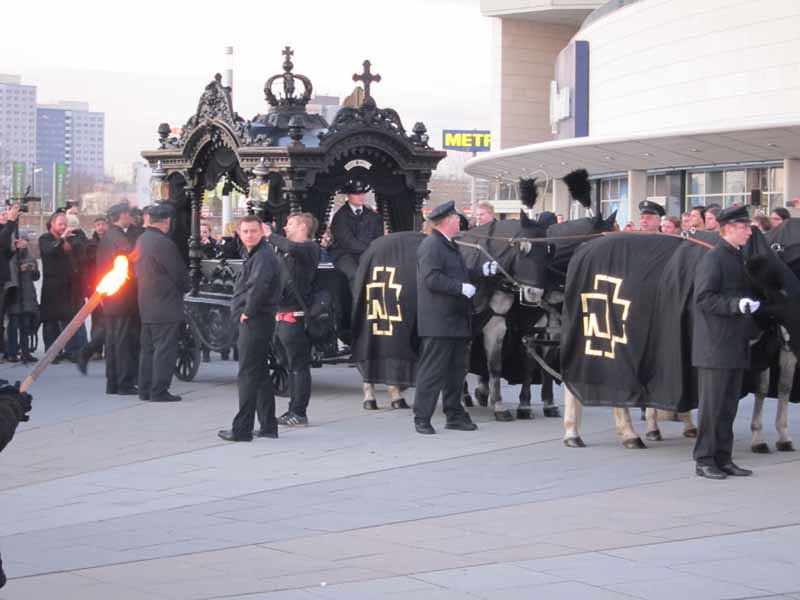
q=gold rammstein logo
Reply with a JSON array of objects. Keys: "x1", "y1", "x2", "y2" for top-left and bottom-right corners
[
  {"x1": 365, "y1": 266, "x2": 403, "y2": 336},
  {"x1": 580, "y1": 274, "x2": 630, "y2": 359}
]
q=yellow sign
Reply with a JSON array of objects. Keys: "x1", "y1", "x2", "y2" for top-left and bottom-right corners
[
  {"x1": 580, "y1": 274, "x2": 630, "y2": 359},
  {"x1": 365, "y1": 266, "x2": 403, "y2": 336},
  {"x1": 442, "y1": 130, "x2": 492, "y2": 152}
]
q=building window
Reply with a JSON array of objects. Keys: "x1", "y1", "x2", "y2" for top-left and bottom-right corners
[
  {"x1": 599, "y1": 177, "x2": 629, "y2": 226},
  {"x1": 686, "y1": 167, "x2": 784, "y2": 212}
]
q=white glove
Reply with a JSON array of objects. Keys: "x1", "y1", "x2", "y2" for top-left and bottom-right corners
[
  {"x1": 739, "y1": 298, "x2": 760, "y2": 314},
  {"x1": 482, "y1": 261, "x2": 498, "y2": 276},
  {"x1": 461, "y1": 283, "x2": 477, "y2": 299}
]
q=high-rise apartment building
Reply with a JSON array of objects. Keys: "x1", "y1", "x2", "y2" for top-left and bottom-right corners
[
  {"x1": 0, "y1": 74, "x2": 37, "y2": 200},
  {"x1": 37, "y1": 101, "x2": 104, "y2": 208}
]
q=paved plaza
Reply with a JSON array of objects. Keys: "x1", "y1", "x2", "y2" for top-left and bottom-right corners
[{"x1": 1, "y1": 357, "x2": 800, "y2": 600}]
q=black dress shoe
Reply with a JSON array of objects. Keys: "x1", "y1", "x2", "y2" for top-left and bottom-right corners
[
  {"x1": 696, "y1": 464, "x2": 728, "y2": 479},
  {"x1": 445, "y1": 418, "x2": 478, "y2": 431},
  {"x1": 719, "y1": 463, "x2": 753, "y2": 476},
  {"x1": 117, "y1": 387, "x2": 139, "y2": 396},
  {"x1": 254, "y1": 429, "x2": 279, "y2": 439},
  {"x1": 4, "y1": 355, "x2": 18, "y2": 363},
  {"x1": 415, "y1": 419, "x2": 435, "y2": 435},
  {"x1": 218, "y1": 429, "x2": 252, "y2": 442},
  {"x1": 150, "y1": 392, "x2": 181, "y2": 402},
  {"x1": 76, "y1": 351, "x2": 89, "y2": 375},
  {"x1": 138, "y1": 394, "x2": 150, "y2": 401},
  {"x1": 106, "y1": 385, "x2": 118, "y2": 395}
]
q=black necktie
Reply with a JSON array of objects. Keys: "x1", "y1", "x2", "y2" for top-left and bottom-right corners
[{"x1": 355, "y1": 209, "x2": 362, "y2": 216}]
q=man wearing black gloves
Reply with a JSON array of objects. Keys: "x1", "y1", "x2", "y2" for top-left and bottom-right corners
[
  {"x1": 264, "y1": 213, "x2": 321, "y2": 427},
  {"x1": 0, "y1": 380, "x2": 33, "y2": 588},
  {"x1": 219, "y1": 216, "x2": 282, "y2": 441},
  {"x1": 95, "y1": 204, "x2": 139, "y2": 395},
  {"x1": 329, "y1": 177, "x2": 383, "y2": 284},
  {"x1": 413, "y1": 201, "x2": 497, "y2": 435},
  {"x1": 692, "y1": 205, "x2": 757, "y2": 479},
  {"x1": 133, "y1": 204, "x2": 189, "y2": 403}
]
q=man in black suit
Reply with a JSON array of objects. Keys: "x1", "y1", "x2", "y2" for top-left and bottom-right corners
[
  {"x1": 133, "y1": 204, "x2": 189, "y2": 402},
  {"x1": 413, "y1": 201, "x2": 496, "y2": 435},
  {"x1": 95, "y1": 204, "x2": 140, "y2": 395},
  {"x1": 329, "y1": 177, "x2": 383, "y2": 285},
  {"x1": 692, "y1": 205, "x2": 757, "y2": 479},
  {"x1": 218, "y1": 215, "x2": 282, "y2": 441}
]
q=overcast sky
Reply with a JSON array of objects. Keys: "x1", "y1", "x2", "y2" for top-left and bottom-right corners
[{"x1": 2, "y1": 0, "x2": 492, "y2": 178}]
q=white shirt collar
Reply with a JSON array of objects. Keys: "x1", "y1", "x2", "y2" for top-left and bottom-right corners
[{"x1": 348, "y1": 202, "x2": 364, "y2": 214}]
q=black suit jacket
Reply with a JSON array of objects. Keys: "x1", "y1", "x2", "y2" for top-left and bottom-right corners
[
  {"x1": 692, "y1": 239, "x2": 757, "y2": 369},
  {"x1": 133, "y1": 227, "x2": 189, "y2": 323},
  {"x1": 416, "y1": 230, "x2": 480, "y2": 338},
  {"x1": 38, "y1": 231, "x2": 86, "y2": 322},
  {"x1": 329, "y1": 204, "x2": 383, "y2": 261},
  {"x1": 97, "y1": 224, "x2": 137, "y2": 316}
]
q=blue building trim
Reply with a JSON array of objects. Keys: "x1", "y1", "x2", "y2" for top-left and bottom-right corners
[{"x1": 575, "y1": 41, "x2": 590, "y2": 138}]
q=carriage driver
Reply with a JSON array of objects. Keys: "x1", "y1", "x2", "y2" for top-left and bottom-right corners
[
  {"x1": 692, "y1": 204, "x2": 758, "y2": 479},
  {"x1": 638, "y1": 200, "x2": 665, "y2": 233},
  {"x1": 413, "y1": 201, "x2": 497, "y2": 435},
  {"x1": 329, "y1": 176, "x2": 384, "y2": 285}
]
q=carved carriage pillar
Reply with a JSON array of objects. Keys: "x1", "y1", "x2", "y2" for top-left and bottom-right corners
[{"x1": 186, "y1": 184, "x2": 203, "y2": 296}]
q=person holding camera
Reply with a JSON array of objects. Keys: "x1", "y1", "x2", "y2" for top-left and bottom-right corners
[
  {"x1": 0, "y1": 205, "x2": 22, "y2": 362},
  {"x1": 5, "y1": 232, "x2": 39, "y2": 364},
  {"x1": 264, "y1": 214, "x2": 320, "y2": 427},
  {"x1": 0, "y1": 380, "x2": 33, "y2": 588}
]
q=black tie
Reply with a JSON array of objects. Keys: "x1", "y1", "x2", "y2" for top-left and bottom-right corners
[{"x1": 355, "y1": 209, "x2": 362, "y2": 216}]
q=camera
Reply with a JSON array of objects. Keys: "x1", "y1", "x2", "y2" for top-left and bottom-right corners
[{"x1": 5, "y1": 186, "x2": 42, "y2": 213}]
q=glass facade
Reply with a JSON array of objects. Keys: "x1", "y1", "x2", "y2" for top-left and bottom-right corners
[
  {"x1": 685, "y1": 166, "x2": 783, "y2": 211},
  {"x1": 599, "y1": 176, "x2": 629, "y2": 225}
]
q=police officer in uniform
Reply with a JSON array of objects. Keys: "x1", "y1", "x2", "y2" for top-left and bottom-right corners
[
  {"x1": 133, "y1": 204, "x2": 189, "y2": 402},
  {"x1": 414, "y1": 201, "x2": 496, "y2": 435},
  {"x1": 692, "y1": 205, "x2": 758, "y2": 479},
  {"x1": 329, "y1": 176, "x2": 383, "y2": 284},
  {"x1": 219, "y1": 216, "x2": 282, "y2": 441},
  {"x1": 96, "y1": 203, "x2": 140, "y2": 395},
  {"x1": 638, "y1": 200, "x2": 665, "y2": 233},
  {"x1": 264, "y1": 213, "x2": 320, "y2": 427}
]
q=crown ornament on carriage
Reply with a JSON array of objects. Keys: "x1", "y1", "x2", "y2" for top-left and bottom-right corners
[{"x1": 264, "y1": 46, "x2": 314, "y2": 110}]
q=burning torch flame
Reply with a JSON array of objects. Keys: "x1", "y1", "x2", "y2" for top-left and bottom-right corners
[{"x1": 96, "y1": 255, "x2": 129, "y2": 295}]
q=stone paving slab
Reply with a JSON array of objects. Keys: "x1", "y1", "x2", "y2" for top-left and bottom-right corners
[{"x1": 1, "y1": 358, "x2": 799, "y2": 599}]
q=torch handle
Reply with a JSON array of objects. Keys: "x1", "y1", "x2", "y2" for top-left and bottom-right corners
[{"x1": 19, "y1": 291, "x2": 104, "y2": 393}]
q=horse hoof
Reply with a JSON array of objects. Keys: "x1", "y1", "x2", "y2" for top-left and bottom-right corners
[
  {"x1": 462, "y1": 396, "x2": 474, "y2": 408},
  {"x1": 362, "y1": 400, "x2": 378, "y2": 411},
  {"x1": 390, "y1": 398, "x2": 410, "y2": 410},
  {"x1": 623, "y1": 437, "x2": 647, "y2": 449},
  {"x1": 751, "y1": 442, "x2": 771, "y2": 454},
  {"x1": 494, "y1": 410, "x2": 514, "y2": 422},
  {"x1": 683, "y1": 428, "x2": 698, "y2": 439},
  {"x1": 564, "y1": 436, "x2": 586, "y2": 448},
  {"x1": 516, "y1": 407, "x2": 533, "y2": 420},
  {"x1": 776, "y1": 440, "x2": 795, "y2": 452},
  {"x1": 543, "y1": 406, "x2": 561, "y2": 418},
  {"x1": 645, "y1": 430, "x2": 663, "y2": 442}
]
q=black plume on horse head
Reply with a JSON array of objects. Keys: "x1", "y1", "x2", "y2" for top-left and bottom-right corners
[
  {"x1": 562, "y1": 169, "x2": 592, "y2": 208},
  {"x1": 519, "y1": 177, "x2": 538, "y2": 209}
]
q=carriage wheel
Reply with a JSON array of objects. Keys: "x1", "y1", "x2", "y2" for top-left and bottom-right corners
[
  {"x1": 175, "y1": 320, "x2": 201, "y2": 381},
  {"x1": 268, "y1": 344, "x2": 289, "y2": 397}
]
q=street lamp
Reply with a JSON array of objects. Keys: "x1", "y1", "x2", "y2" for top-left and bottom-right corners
[
  {"x1": 248, "y1": 159, "x2": 270, "y2": 208},
  {"x1": 149, "y1": 161, "x2": 169, "y2": 202},
  {"x1": 32, "y1": 168, "x2": 44, "y2": 233}
]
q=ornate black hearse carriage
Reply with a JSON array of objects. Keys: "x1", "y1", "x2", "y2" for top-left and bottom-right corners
[{"x1": 140, "y1": 47, "x2": 445, "y2": 388}]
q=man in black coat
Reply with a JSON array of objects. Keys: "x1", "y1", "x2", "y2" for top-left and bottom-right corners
[
  {"x1": 94, "y1": 204, "x2": 140, "y2": 395},
  {"x1": 0, "y1": 206, "x2": 21, "y2": 361},
  {"x1": 219, "y1": 215, "x2": 282, "y2": 441},
  {"x1": 692, "y1": 205, "x2": 759, "y2": 479},
  {"x1": 38, "y1": 211, "x2": 87, "y2": 362},
  {"x1": 329, "y1": 177, "x2": 383, "y2": 285},
  {"x1": 265, "y1": 213, "x2": 321, "y2": 427},
  {"x1": 133, "y1": 204, "x2": 189, "y2": 402},
  {"x1": 413, "y1": 201, "x2": 496, "y2": 435},
  {"x1": 0, "y1": 380, "x2": 32, "y2": 589}
]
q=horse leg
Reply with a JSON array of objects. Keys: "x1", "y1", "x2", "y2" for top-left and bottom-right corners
[
  {"x1": 614, "y1": 407, "x2": 646, "y2": 449},
  {"x1": 484, "y1": 316, "x2": 513, "y2": 421},
  {"x1": 362, "y1": 382, "x2": 378, "y2": 411},
  {"x1": 388, "y1": 385, "x2": 410, "y2": 410},
  {"x1": 516, "y1": 357, "x2": 534, "y2": 420},
  {"x1": 750, "y1": 393, "x2": 770, "y2": 453},
  {"x1": 462, "y1": 381, "x2": 474, "y2": 408},
  {"x1": 680, "y1": 411, "x2": 697, "y2": 438},
  {"x1": 645, "y1": 408, "x2": 662, "y2": 442},
  {"x1": 541, "y1": 371, "x2": 560, "y2": 418},
  {"x1": 563, "y1": 387, "x2": 585, "y2": 447},
  {"x1": 776, "y1": 348, "x2": 796, "y2": 452},
  {"x1": 474, "y1": 376, "x2": 489, "y2": 407}
]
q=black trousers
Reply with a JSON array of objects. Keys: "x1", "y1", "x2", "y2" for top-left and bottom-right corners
[
  {"x1": 334, "y1": 254, "x2": 359, "y2": 287},
  {"x1": 138, "y1": 321, "x2": 180, "y2": 399},
  {"x1": 693, "y1": 367, "x2": 744, "y2": 467},
  {"x1": 105, "y1": 314, "x2": 139, "y2": 390},
  {"x1": 232, "y1": 314, "x2": 277, "y2": 436},
  {"x1": 82, "y1": 313, "x2": 106, "y2": 358},
  {"x1": 414, "y1": 337, "x2": 470, "y2": 422},
  {"x1": 274, "y1": 319, "x2": 312, "y2": 417},
  {"x1": 43, "y1": 319, "x2": 88, "y2": 357}
]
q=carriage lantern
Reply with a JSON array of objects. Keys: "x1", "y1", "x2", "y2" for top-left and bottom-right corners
[
  {"x1": 149, "y1": 161, "x2": 169, "y2": 202},
  {"x1": 249, "y1": 158, "x2": 270, "y2": 204}
]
